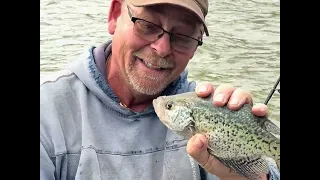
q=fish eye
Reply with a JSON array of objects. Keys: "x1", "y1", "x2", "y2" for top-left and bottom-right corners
[{"x1": 166, "y1": 101, "x2": 174, "y2": 110}]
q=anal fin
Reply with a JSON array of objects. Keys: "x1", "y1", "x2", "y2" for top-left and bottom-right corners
[{"x1": 214, "y1": 155, "x2": 269, "y2": 180}]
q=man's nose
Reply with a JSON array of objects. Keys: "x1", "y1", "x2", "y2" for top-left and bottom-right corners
[{"x1": 149, "y1": 33, "x2": 172, "y2": 58}]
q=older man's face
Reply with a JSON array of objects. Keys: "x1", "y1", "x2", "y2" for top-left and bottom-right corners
[{"x1": 109, "y1": 1, "x2": 203, "y2": 95}]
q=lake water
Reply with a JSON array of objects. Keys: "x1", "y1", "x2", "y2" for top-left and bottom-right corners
[{"x1": 40, "y1": 0, "x2": 280, "y2": 123}]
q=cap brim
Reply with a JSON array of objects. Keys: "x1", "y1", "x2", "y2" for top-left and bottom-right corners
[{"x1": 126, "y1": 0, "x2": 209, "y2": 36}]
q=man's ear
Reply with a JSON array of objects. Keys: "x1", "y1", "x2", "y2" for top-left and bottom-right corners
[{"x1": 108, "y1": 0, "x2": 123, "y2": 35}]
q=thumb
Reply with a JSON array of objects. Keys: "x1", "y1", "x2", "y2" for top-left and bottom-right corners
[{"x1": 187, "y1": 134, "x2": 210, "y2": 166}]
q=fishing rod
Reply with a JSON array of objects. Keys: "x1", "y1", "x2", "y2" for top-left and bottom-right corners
[{"x1": 264, "y1": 76, "x2": 280, "y2": 105}]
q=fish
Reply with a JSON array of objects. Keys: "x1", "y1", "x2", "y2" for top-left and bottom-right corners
[{"x1": 152, "y1": 92, "x2": 280, "y2": 180}]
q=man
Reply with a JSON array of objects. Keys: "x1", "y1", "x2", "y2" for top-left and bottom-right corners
[{"x1": 40, "y1": 0, "x2": 280, "y2": 179}]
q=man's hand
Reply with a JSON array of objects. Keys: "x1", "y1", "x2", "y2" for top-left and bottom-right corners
[{"x1": 188, "y1": 82, "x2": 269, "y2": 180}]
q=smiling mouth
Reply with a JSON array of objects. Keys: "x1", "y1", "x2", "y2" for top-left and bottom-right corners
[{"x1": 135, "y1": 56, "x2": 173, "y2": 70}]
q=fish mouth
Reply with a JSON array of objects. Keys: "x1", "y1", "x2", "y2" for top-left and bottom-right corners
[
  {"x1": 153, "y1": 97, "x2": 164, "y2": 116},
  {"x1": 153, "y1": 97, "x2": 169, "y2": 124}
]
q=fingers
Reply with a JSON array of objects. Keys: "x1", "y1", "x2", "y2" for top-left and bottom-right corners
[
  {"x1": 195, "y1": 82, "x2": 215, "y2": 97},
  {"x1": 187, "y1": 134, "x2": 209, "y2": 165},
  {"x1": 196, "y1": 83, "x2": 267, "y2": 117},
  {"x1": 252, "y1": 103, "x2": 269, "y2": 117},
  {"x1": 212, "y1": 84, "x2": 236, "y2": 106},
  {"x1": 187, "y1": 134, "x2": 237, "y2": 177},
  {"x1": 226, "y1": 88, "x2": 253, "y2": 110}
]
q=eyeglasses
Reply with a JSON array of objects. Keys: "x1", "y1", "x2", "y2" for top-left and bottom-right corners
[{"x1": 126, "y1": 5, "x2": 203, "y2": 53}]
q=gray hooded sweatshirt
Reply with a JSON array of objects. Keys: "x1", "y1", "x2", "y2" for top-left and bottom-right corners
[{"x1": 40, "y1": 40, "x2": 280, "y2": 180}]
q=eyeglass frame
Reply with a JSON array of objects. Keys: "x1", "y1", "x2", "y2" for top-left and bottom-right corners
[{"x1": 126, "y1": 5, "x2": 203, "y2": 48}]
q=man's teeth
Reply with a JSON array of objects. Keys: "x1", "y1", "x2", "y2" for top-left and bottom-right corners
[
  {"x1": 145, "y1": 62, "x2": 162, "y2": 69},
  {"x1": 138, "y1": 58, "x2": 163, "y2": 70}
]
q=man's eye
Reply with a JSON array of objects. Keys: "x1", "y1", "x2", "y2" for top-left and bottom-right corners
[{"x1": 143, "y1": 24, "x2": 158, "y2": 33}]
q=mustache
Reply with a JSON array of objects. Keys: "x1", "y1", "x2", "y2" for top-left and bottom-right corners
[{"x1": 133, "y1": 50, "x2": 175, "y2": 68}]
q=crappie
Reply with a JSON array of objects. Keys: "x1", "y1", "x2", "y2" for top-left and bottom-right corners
[{"x1": 152, "y1": 92, "x2": 280, "y2": 180}]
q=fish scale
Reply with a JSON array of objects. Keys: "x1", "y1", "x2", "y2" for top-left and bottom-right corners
[
  {"x1": 153, "y1": 92, "x2": 280, "y2": 180},
  {"x1": 192, "y1": 105, "x2": 276, "y2": 159}
]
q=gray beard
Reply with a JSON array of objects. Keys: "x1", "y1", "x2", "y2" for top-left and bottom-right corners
[{"x1": 125, "y1": 60, "x2": 171, "y2": 95}]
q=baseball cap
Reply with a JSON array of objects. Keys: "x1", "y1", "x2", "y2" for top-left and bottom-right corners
[{"x1": 126, "y1": 0, "x2": 210, "y2": 36}]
